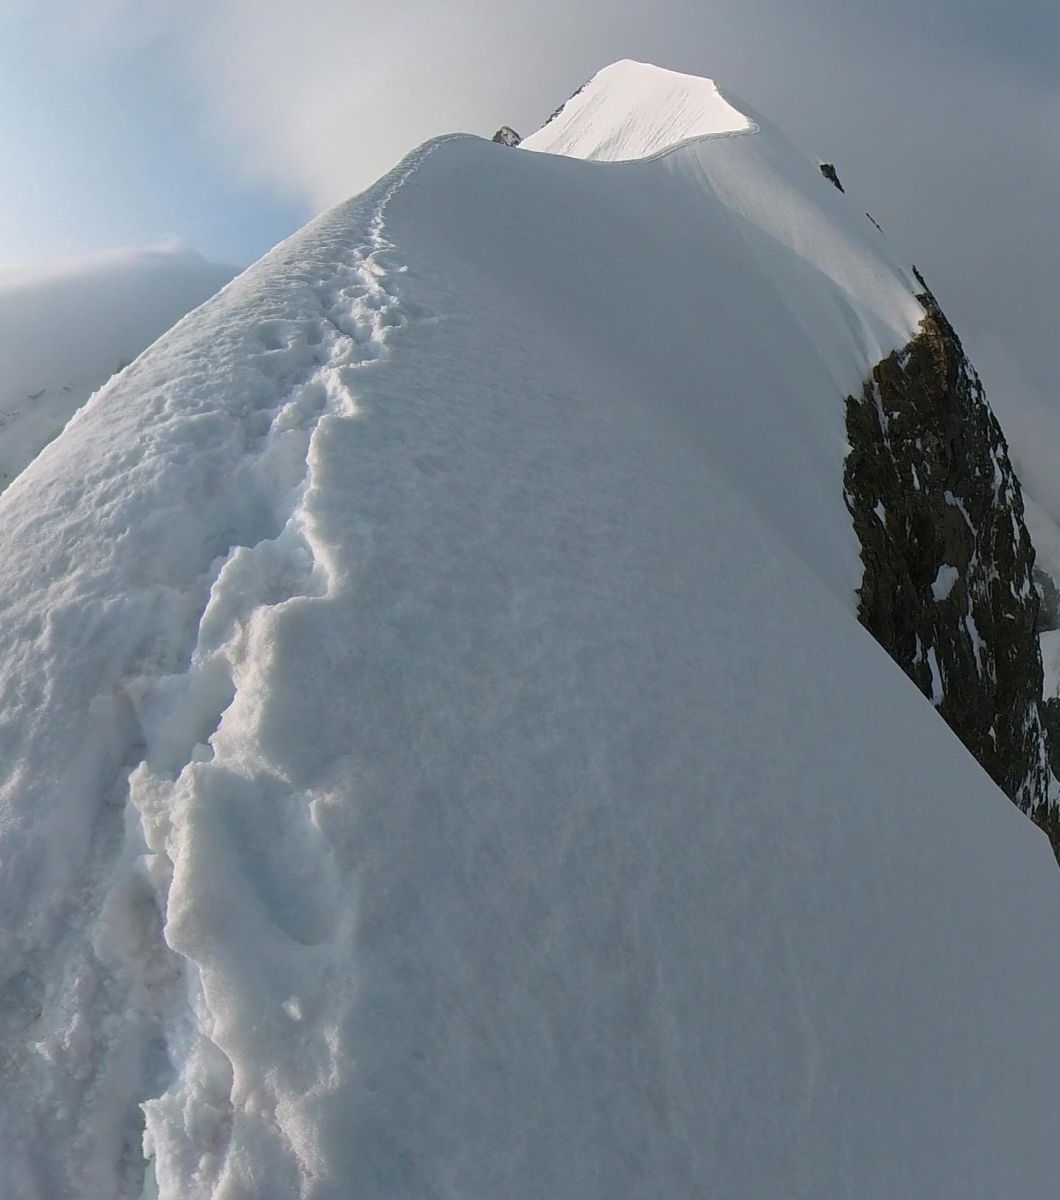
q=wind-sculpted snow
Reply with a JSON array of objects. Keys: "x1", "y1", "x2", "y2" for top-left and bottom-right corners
[
  {"x1": 521, "y1": 59, "x2": 754, "y2": 161},
  {"x1": 4, "y1": 65, "x2": 1060, "y2": 1200}
]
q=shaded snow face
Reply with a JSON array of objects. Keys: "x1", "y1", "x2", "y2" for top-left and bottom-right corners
[
  {"x1": 4, "y1": 63, "x2": 1060, "y2": 1200},
  {"x1": 0, "y1": 243, "x2": 236, "y2": 491}
]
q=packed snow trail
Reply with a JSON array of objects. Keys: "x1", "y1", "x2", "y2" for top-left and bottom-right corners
[
  {"x1": 132, "y1": 135, "x2": 461, "y2": 1198},
  {"x1": 4, "y1": 62, "x2": 1060, "y2": 1199},
  {"x1": 0, "y1": 135, "x2": 454, "y2": 1199}
]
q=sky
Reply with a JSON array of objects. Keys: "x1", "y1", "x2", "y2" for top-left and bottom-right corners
[{"x1": 2, "y1": 1, "x2": 1059, "y2": 453}]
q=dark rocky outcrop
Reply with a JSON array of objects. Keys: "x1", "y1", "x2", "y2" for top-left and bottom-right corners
[
  {"x1": 844, "y1": 267, "x2": 1060, "y2": 856},
  {"x1": 542, "y1": 81, "x2": 589, "y2": 128},
  {"x1": 819, "y1": 162, "x2": 845, "y2": 192},
  {"x1": 491, "y1": 126, "x2": 522, "y2": 147}
]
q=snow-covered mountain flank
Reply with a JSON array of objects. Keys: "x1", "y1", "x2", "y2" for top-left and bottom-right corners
[
  {"x1": 4, "y1": 59, "x2": 1060, "y2": 1199},
  {"x1": 0, "y1": 243, "x2": 236, "y2": 492}
]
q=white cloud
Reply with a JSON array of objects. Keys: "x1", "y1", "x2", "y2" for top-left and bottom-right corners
[
  {"x1": 167, "y1": 0, "x2": 578, "y2": 209},
  {"x1": 35, "y1": 0, "x2": 566, "y2": 210},
  {"x1": 0, "y1": 237, "x2": 208, "y2": 290}
]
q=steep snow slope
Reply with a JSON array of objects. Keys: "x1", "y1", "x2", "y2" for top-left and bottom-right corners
[
  {"x1": 521, "y1": 59, "x2": 753, "y2": 160},
  {"x1": 0, "y1": 244, "x2": 236, "y2": 491},
  {"x1": 3, "y1": 64, "x2": 1060, "y2": 1200}
]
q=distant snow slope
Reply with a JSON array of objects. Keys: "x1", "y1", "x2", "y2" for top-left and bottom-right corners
[
  {"x1": 0, "y1": 243, "x2": 236, "y2": 490},
  {"x1": 3, "y1": 63, "x2": 1060, "y2": 1200}
]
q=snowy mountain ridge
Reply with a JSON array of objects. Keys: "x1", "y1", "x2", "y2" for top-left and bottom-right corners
[
  {"x1": 3, "y1": 60, "x2": 1060, "y2": 1200},
  {"x1": 521, "y1": 59, "x2": 755, "y2": 160},
  {"x1": 518, "y1": 62, "x2": 1060, "y2": 831}
]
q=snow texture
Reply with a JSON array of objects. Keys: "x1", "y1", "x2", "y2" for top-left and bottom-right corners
[{"x1": 2, "y1": 61, "x2": 1060, "y2": 1200}]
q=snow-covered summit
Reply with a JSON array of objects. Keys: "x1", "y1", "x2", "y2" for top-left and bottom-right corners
[
  {"x1": 3, "y1": 61, "x2": 1060, "y2": 1200},
  {"x1": 520, "y1": 59, "x2": 754, "y2": 161}
]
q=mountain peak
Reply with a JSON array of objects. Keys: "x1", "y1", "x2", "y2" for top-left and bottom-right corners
[
  {"x1": 520, "y1": 59, "x2": 754, "y2": 161},
  {"x1": 7, "y1": 53, "x2": 1060, "y2": 1200}
]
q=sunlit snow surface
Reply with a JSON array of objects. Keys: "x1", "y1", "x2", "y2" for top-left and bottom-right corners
[
  {"x1": 3, "y1": 64, "x2": 1060, "y2": 1199},
  {"x1": 521, "y1": 59, "x2": 753, "y2": 161}
]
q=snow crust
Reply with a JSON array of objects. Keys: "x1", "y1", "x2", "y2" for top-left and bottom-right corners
[
  {"x1": 3, "y1": 62, "x2": 1060, "y2": 1200},
  {"x1": 521, "y1": 60, "x2": 754, "y2": 162},
  {"x1": 0, "y1": 243, "x2": 236, "y2": 492}
]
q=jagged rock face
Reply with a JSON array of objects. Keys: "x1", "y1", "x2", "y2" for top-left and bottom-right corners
[
  {"x1": 542, "y1": 81, "x2": 589, "y2": 128},
  {"x1": 491, "y1": 126, "x2": 522, "y2": 147},
  {"x1": 844, "y1": 269, "x2": 1059, "y2": 848}
]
